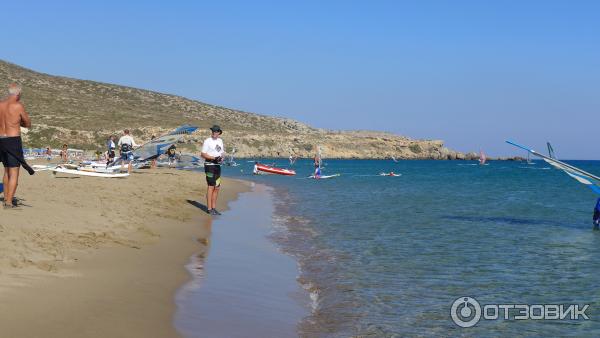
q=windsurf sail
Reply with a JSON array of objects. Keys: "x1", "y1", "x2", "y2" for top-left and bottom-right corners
[
  {"x1": 547, "y1": 142, "x2": 555, "y2": 159},
  {"x1": 506, "y1": 140, "x2": 600, "y2": 195},
  {"x1": 225, "y1": 147, "x2": 238, "y2": 166},
  {"x1": 117, "y1": 125, "x2": 199, "y2": 164},
  {"x1": 391, "y1": 156, "x2": 398, "y2": 163},
  {"x1": 479, "y1": 149, "x2": 487, "y2": 165}
]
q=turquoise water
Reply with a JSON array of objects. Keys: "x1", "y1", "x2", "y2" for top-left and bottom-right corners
[{"x1": 224, "y1": 159, "x2": 600, "y2": 336}]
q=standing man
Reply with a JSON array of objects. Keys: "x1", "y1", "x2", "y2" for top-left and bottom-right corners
[
  {"x1": 0, "y1": 84, "x2": 32, "y2": 209},
  {"x1": 201, "y1": 125, "x2": 224, "y2": 216},
  {"x1": 118, "y1": 129, "x2": 138, "y2": 173}
]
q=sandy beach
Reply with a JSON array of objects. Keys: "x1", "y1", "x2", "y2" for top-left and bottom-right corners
[{"x1": 0, "y1": 163, "x2": 248, "y2": 337}]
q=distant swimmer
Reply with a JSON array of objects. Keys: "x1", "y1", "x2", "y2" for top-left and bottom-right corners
[
  {"x1": 594, "y1": 198, "x2": 600, "y2": 230},
  {"x1": 0, "y1": 84, "x2": 32, "y2": 209}
]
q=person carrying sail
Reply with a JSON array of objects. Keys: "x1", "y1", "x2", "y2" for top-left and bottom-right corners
[
  {"x1": 594, "y1": 198, "x2": 600, "y2": 230},
  {"x1": 118, "y1": 129, "x2": 138, "y2": 173},
  {"x1": 0, "y1": 84, "x2": 32, "y2": 209},
  {"x1": 201, "y1": 125, "x2": 225, "y2": 216}
]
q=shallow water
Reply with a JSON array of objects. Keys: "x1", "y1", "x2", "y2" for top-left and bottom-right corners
[
  {"x1": 174, "y1": 185, "x2": 308, "y2": 338},
  {"x1": 225, "y1": 159, "x2": 600, "y2": 336}
]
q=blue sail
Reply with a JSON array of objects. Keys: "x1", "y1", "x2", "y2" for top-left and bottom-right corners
[{"x1": 507, "y1": 140, "x2": 600, "y2": 195}]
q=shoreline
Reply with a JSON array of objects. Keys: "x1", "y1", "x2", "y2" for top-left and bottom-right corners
[
  {"x1": 0, "y1": 165, "x2": 248, "y2": 337},
  {"x1": 174, "y1": 183, "x2": 309, "y2": 338}
]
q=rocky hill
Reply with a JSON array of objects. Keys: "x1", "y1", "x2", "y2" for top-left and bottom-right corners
[{"x1": 0, "y1": 59, "x2": 467, "y2": 159}]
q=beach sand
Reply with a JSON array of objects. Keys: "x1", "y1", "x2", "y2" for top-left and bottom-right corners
[{"x1": 0, "y1": 164, "x2": 248, "y2": 337}]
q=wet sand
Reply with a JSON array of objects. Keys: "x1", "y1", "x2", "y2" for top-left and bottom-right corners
[
  {"x1": 175, "y1": 183, "x2": 309, "y2": 338},
  {"x1": 0, "y1": 165, "x2": 248, "y2": 337}
]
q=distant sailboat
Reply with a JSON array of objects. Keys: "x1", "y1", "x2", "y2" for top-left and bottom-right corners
[
  {"x1": 478, "y1": 149, "x2": 487, "y2": 165},
  {"x1": 225, "y1": 147, "x2": 239, "y2": 167}
]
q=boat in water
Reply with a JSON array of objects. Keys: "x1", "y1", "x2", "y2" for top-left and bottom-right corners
[{"x1": 255, "y1": 163, "x2": 296, "y2": 176}]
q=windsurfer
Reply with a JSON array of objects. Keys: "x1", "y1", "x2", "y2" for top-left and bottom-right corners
[
  {"x1": 594, "y1": 198, "x2": 600, "y2": 230},
  {"x1": 313, "y1": 154, "x2": 321, "y2": 178},
  {"x1": 201, "y1": 125, "x2": 225, "y2": 216}
]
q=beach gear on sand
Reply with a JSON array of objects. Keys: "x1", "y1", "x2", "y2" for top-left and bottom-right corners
[{"x1": 52, "y1": 166, "x2": 129, "y2": 178}]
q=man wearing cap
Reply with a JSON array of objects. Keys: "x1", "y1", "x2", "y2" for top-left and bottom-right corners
[{"x1": 201, "y1": 125, "x2": 225, "y2": 215}]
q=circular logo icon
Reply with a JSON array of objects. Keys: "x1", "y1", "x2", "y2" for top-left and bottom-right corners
[{"x1": 451, "y1": 297, "x2": 481, "y2": 328}]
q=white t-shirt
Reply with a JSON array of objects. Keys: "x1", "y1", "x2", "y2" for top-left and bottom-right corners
[
  {"x1": 118, "y1": 135, "x2": 138, "y2": 148},
  {"x1": 202, "y1": 137, "x2": 224, "y2": 160}
]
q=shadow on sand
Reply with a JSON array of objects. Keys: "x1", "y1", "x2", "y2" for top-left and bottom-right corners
[{"x1": 187, "y1": 199, "x2": 209, "y2": 213}]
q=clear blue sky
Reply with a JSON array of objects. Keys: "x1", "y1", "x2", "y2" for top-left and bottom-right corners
[{"x1": 2, "y1": 0, "x2": 599, "y2": 158}]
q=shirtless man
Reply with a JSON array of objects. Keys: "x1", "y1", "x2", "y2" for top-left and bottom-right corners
[{"x1": 0, "y1": 84, "x2": 31, "y2": 209}]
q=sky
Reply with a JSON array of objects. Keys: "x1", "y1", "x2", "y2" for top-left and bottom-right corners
[{"x1": 2, "y1": 0, "x2": 599, "y2": 158}]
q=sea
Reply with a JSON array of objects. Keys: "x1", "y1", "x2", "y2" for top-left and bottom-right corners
[{"x1": 220, "y1": 159, "x2": 600, "y2": 337}]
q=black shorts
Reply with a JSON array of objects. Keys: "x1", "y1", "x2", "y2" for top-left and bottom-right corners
[
  {"x1": 0, "y1": 136, "x2": 24, "y2": 168},
  {"x1": 108, "y1": 150, "x2": 115, "y2": 159},
  {"x1": 205, "y1": 164, "x2": 221, "y2": 187}
]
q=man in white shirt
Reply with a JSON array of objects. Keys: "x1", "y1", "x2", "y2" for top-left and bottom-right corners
[
  {"x1": 117, "y1": 129, "x2": 138, "y2": 173},
  {"x1": 201, "y1": 125, "x2": 225, "y2": 216}
]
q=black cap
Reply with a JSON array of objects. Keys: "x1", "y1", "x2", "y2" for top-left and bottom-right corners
[{"x1": 210, "y1": 125, "x2": 223, "y2": 134}]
